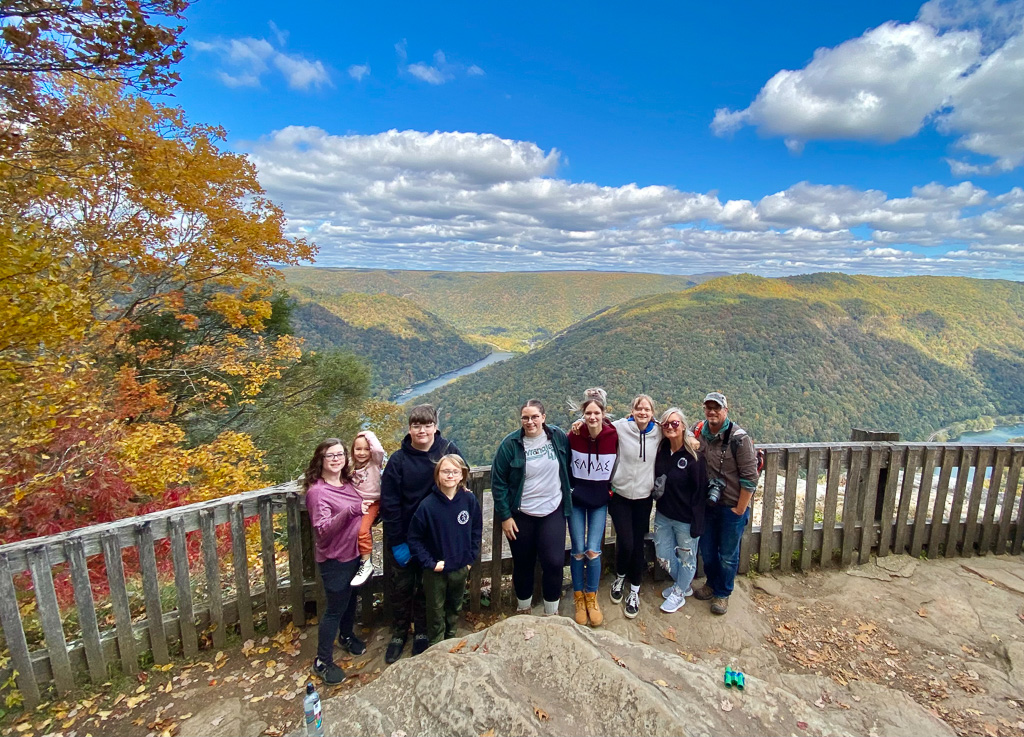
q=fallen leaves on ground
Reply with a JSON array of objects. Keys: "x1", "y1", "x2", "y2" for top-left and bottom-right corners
[
  {"x1": 533, "y1": 706, "x2": 549, "y2": 722},
  {"x1": 449, "y1": 639, "x2": 468, "y2": 653}
]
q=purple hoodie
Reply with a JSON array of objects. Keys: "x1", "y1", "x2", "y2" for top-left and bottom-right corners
[{"x1": 305, "y1": 479, "x2": 362, "y2": 563}]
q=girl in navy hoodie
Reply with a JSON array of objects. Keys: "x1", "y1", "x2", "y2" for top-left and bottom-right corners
[
  {"x1": 568, "y1": 396, "x2": 618, "y2": 627},
  {"x1": 407, "y1": 454, "x2": 483, "y2": 646}
]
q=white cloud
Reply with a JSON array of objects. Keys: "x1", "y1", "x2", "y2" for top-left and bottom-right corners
[
  {"x1": 194, "y1": 24, "x2": 331, "y2": 91},
  {"x1": 348, "y1": 64, "x2": 371, "y2": 81},
  {"x1": 712, "y1": 1, "x2": 1024, "y2": 174},
  {"x1": 244, "y1": 127, "x2": 1024, "y2": 278},
  {"x1": 398, "y1": 45, "x2": 483, "y2": 84}
]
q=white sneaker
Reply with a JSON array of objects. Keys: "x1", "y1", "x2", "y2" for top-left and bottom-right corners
[
  {"x1": 660, "y1": 588, "x2": 686, "y2": 613},
  {"x1": 662, "y1": 585, "x2": 693, "y2": 599},
  {"x1": 351, "y1": 558, "x2": 373, "y2": 587}
]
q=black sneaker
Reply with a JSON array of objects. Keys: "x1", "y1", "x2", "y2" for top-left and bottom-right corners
[
  {"x1": 311, "y1": 657, "x2": 346, "y2": 685},
  {"x1": 610, "y1": 576, "x2": 625, "y2": 604},
  {"x1": 385, "y1": 636, "x2": 406, "y2": 664},
  {"x1": 411, "y1": 634, "x2": 430, "y2": 655},
  {"x1": 339, "y1": 634, "x2": 366, "y2": 655},
  {"x1": 624, "y1": 589, "x2": 640, "y2": 619}
]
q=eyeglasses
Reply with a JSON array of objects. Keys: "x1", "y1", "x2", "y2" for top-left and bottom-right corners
[
  {"x1": 410, "y1": 422, "x2": 435, "y2": 430},
  {"x1": 439, "y1": 469, "x2": 462, "y2": 477},
  {"x1": 520, "y1": 414, "x2": 542, "y2": 422},
  {"x1": 662, "y1": 420, "x2": 682, "y2": 430},
  {"x1": 324, "y1": 452, "x2": 346, "y2": 460}
]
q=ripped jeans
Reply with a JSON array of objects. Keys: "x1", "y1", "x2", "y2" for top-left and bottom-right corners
[
  {"x1": 569, "y1": 504, "x2": 607, "y2": 593},
  {"x1": 653, "y1": 511, "x2": 698, "y2": 595}
]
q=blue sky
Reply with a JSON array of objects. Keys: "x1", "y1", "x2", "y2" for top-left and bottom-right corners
[{"x1": 171, "y1": 0, "x2": 1024, "y2": 278}]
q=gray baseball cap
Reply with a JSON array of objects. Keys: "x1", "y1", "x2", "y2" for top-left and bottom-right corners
[{"x1": 703, "y1": 392, "x2": 728, "y2": 408}]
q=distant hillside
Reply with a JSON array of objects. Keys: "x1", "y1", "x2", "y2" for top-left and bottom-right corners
[
  {"x1": 421, "y1": 274, "x2": 1024, "y2": 464},
  {"x1": 283, "y1": 267, "x2": 714, "y2": 351},
  {"x1": 290, "y1": 293, "x2": 487, "y2": 397}
]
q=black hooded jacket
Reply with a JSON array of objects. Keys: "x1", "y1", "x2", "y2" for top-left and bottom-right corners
[{"x1": 380, "y1": 433, "x2": 461, "y2": 547}]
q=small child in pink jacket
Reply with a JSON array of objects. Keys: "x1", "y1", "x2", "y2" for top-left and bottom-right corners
[{"x1": 350, "y1": 430, "x2": 385, "y2": 586}]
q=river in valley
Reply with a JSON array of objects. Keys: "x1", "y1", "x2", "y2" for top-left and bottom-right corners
[
  {"x1": 954, "y1": 422, "x2": 1024, "y2": 443},
  {"x1": 393, "y1": 351, "x2": 514, "y2": 404}
]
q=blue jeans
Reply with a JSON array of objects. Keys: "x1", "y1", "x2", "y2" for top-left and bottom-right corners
[
  {"x1": 699, "y1": 505, "x2": 751, "y2": 598},
  {"x1": 568, "y1": 504, "x2": 607, "y2": 593},
  {"x1": 653, "y1": 512, "x2": 698, "y2": 593}
]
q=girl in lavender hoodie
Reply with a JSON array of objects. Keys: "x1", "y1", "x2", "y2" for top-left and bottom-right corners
[
  {"x1": 304, "y1": 438, "x2": 370, "y2": 686},
  {"x1": 350, "y1": 430, "x2": 385, "y2": 587}
]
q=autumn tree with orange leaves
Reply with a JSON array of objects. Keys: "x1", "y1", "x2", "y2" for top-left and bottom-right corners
[{"x1": 0, "y1": 76, "x2": 326, "y2": 541}]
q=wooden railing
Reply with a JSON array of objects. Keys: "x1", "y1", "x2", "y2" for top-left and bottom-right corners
[{"x1": 0, "y1": 441, "x2": 1022, "y2": 707}]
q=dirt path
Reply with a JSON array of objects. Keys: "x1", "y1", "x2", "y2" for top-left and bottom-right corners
[{"x1": 5, "y1": 555, "x2": 1023, "y2": 737}]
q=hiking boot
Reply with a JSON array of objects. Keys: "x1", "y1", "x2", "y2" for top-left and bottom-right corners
[
  {"x1": 384, "y1": 636, "x2": 406, "y2": 664},
  {"x1": 339, "y1": 634, "x2": 366, "y2": 655},
  {"x1": 574, "y1": 591, "x2": 588, "y2": 625},
  {"x1": 710, "y1": 597, "x2": 729, "y2": 615},
  {"x1": 624, "y1": 589, "x2": 640, "y2": 619},
  {"x1": 693, "y1": 584, "x2": 715, "y2": 601},
  {"x1": 584, "y1": 591, "x2": 603, "y2": 627},
  {"x1": 663, "y1": 585, "x2": 694, "y2": 599},
  {"x1": 411, "y1": 634, "x2": 430, "y2": 655},
  {"x1": 610, "y1": 575, "x2": 625, "y2": 604},
  {"x1": 311, "y1": 657, "x2": 345, "y2": 686},
  {"x1": 660, "y1": 587, "x2": 686, "y2": 613},
  {"x1": 351, "y1": 558, "x2": 373, "y2": 587}
]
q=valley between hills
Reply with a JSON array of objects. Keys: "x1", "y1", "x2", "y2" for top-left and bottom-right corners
[{"x1": 282, "y1": 268, "x2": 1024, "y2": 466}]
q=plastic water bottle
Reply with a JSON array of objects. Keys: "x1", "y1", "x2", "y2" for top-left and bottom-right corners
[{"x1": 303, "y1": 682, "x2": 325, "y2": 737}]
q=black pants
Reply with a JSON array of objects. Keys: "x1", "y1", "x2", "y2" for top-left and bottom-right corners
[
  {"x1": 508, "y1": 508, "x2": 566, "y2": 603},
  {"x1": 608, "y1": 494, "x2": 653, "y2": 586},
  {"x1": 317, "y1": 557, "x2": 359, "y2": 663},
  {"x1": 386, "y1": 544, "x2": 426, "y2": 640}
]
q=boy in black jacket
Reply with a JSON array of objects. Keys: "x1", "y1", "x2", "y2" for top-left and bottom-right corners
[
  {"x1": 380, "y1": 404, "x2": 462, "y2": 662},
  {"x1": 408, "y1": 454, "x2": 483, "y2": 646}
]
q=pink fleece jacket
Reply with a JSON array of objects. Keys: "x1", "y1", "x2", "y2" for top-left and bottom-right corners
[{"x1": 350, "y1": 430, "x2": 385, "y2": 503}]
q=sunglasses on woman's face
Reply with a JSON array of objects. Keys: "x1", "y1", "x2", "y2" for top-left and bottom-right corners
[{"x1": 662, "y1": 420, "x2": 682, "y2": 430}]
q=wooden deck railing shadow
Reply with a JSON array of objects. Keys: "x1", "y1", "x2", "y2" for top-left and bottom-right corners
[{"x1": 0, "y1": 441, "x2": 1021, "y2": 707}]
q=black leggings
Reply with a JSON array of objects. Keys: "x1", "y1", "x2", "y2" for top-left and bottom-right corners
[
  {"x1": 508, "y1": 508, "x2": 566, "y2": 603},
  {"x1": 608, "y1": 494, "x2": 653, "y2": 586}
]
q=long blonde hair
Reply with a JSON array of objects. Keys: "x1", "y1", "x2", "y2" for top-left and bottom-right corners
[{"x1": 659, "y1": 408, "x2": 699, "y2": 458}]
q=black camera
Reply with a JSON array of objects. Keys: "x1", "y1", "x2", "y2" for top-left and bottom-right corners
[{"x1": 707, "y1": 477, "x2": 726, "y2": 504}]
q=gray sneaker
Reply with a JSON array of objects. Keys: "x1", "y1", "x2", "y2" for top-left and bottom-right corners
[
  {"x1": 663, "y1": 585, "x2": 694, "y2": 598},
  {"x1": 660, "y1": 588, "x2": 686, "y2": 613}
]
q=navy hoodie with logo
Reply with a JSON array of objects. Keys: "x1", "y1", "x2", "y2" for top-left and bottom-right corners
[
  {"x1": 408, "y1": 486, "x2": 483, "y2": 571},
  {"x1": 568, "y1": 420, "x2": 618, "y2": 509},
  {"x1": 380, "y1": 433, "x2": 461, "y2": 547}
]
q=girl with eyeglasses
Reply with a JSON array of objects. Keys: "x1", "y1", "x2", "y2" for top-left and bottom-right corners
[
  {"x1": 490, "y1": 400, "x2": 573, "y2": 617},
  {"x1": 652, "y1": 409, "x2": 707, "y2": 614},
  {"x1": 407, "y1": 454, "x2": 483, "y2": 646},
  {"x1": 303, "y1": 438, "x2": 372, "y2": 686}
]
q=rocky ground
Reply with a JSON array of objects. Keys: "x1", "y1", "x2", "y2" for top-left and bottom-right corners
[{"x1": 5, "y1": 554, "x2": 1023, "y2": 737}]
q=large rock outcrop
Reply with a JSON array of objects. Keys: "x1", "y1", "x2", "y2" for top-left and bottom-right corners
[{"x1": 316, "y1": 615, "x2": 954, "y2": 737}]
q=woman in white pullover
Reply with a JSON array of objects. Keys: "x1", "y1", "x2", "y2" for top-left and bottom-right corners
[{"x1": 607, "y1": 394, "x2": 662, "y2": 618}]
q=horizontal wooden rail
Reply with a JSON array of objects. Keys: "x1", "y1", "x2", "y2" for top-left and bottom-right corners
[{"x1": 0, "y1": 441, "x2": 1021, "y2": 708}]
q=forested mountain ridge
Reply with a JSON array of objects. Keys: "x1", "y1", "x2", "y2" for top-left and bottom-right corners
[
  {"x1": 283, "y1": 267, "x2": 716, "y2": 350},
  {"x1": 421, "y1": 273, "x2": 1024, "y2": 464},
  {"x1": 289, "y1": 292, "x2": 487, "y2": 397}
]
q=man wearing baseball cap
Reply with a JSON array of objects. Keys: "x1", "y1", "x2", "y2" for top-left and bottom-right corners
[{"x1": 693, "y1": 392, "x2": 758, "y2": 615}]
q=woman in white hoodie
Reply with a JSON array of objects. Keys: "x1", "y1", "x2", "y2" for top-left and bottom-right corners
[{"x1": 607, "y1": 394, "x2": 662, "y2": 618}]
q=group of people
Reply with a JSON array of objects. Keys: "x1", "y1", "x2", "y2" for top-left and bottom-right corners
[{"x1": 302, "y1": 391, "x2": 759, "y2": 686}]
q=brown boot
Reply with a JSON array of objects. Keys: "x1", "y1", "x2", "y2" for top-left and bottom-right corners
[
  {"x1": 574, "y1": 591, "x2": 589, "y2": 625},
  {"x1": 584, "y1": 592, "x2": 603, "y2": 627}
]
